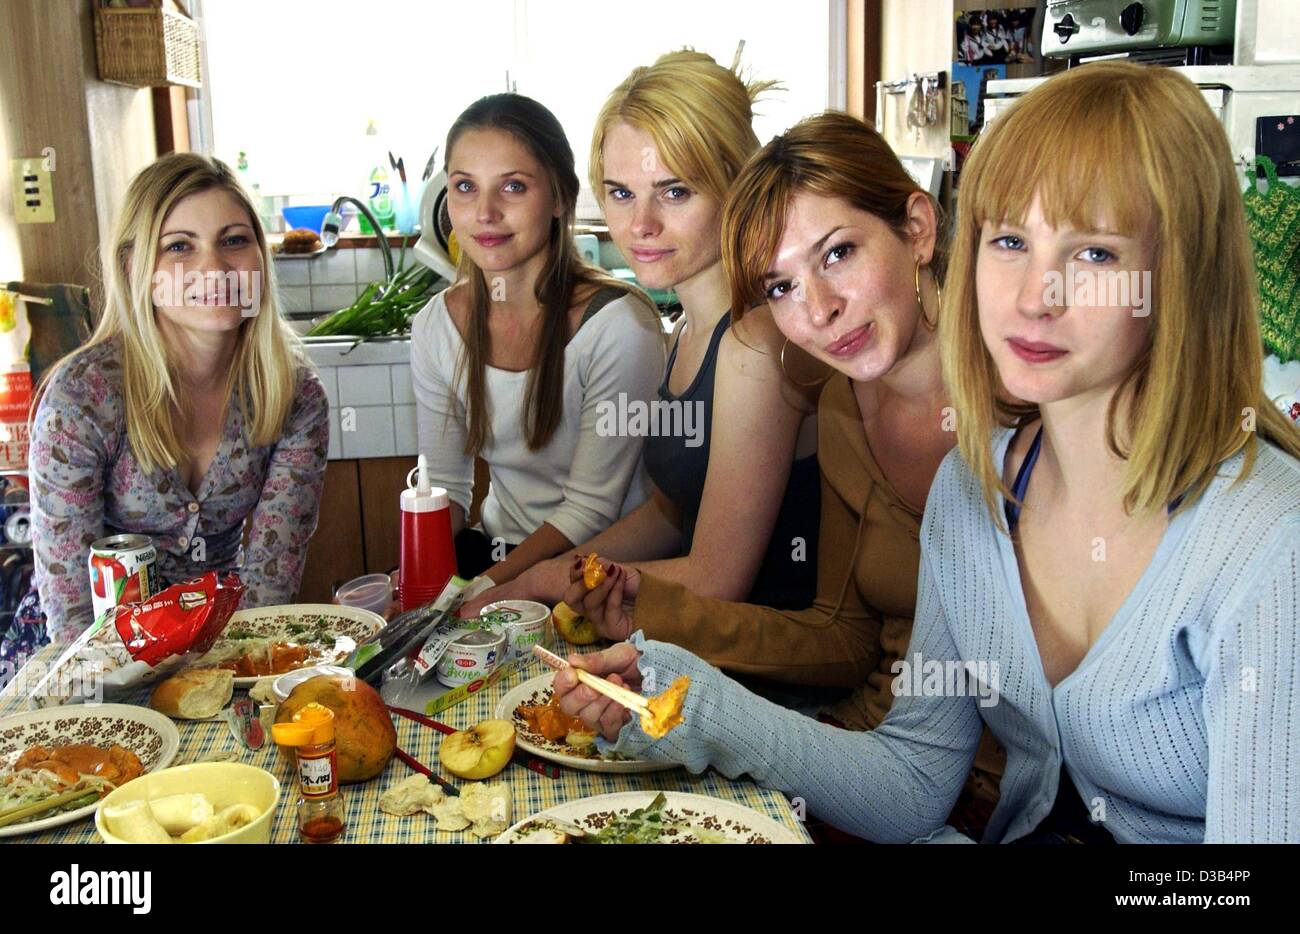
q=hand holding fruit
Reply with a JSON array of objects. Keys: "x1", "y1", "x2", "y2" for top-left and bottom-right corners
[{"x1": 561, "y1": 554, "x2": 637, "y2": 642}]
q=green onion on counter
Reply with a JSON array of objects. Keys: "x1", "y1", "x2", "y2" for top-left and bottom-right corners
[{"x1": 305, "y1": 238, "x2": 441, "y2": 338}]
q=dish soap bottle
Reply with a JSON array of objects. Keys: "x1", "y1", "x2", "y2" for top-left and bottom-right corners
[
  {"x1": 271, "y1": 702, "x2": 346, "y2": 844},
  {"x1": 360, "y1": 120, "x2": 396, "y2": 233}
]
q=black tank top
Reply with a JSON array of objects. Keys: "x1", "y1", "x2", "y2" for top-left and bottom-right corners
[{"x1": 642, "y1": 314, "x2": 820, "y2": 609}]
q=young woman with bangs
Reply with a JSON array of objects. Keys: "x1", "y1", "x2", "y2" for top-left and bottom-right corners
[{"x1": 553, "y1": 62, "x2": 1300, "y2": 843}]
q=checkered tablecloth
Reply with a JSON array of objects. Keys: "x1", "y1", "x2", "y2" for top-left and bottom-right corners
[{"x1": 0, "y1": 644, "x2": 810, "y2": 844}]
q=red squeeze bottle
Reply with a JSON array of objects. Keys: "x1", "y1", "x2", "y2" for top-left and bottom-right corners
[{"x1": 399, "y1": 454, "x2": 457, "y2": 611}]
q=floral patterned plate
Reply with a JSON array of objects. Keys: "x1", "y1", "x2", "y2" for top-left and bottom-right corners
[
  {"x1": 0, "y1": 704, "x2": 180, "y2": 838},
  {"x1": 494, "y1": 673, "x2": 674, "y2": 774},
  {"x1": 495, "y1": 791, "x2": 804, "y2": 844},
  {"x1": 193, "y1": 604, "x2": 386, "y2": 689}
]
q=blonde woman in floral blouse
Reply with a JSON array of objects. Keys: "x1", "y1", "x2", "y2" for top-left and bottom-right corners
[{"x1": 18, "y1": 153, "x2": 329, "y2": 649}]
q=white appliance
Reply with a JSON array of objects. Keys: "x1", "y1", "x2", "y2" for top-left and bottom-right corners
[
  {"x1": 413, "y1": 170, "x2": 457, "y2": 282},
  {"x1": 983, "y1": 65, "x2": 1300, "y2": 189}
]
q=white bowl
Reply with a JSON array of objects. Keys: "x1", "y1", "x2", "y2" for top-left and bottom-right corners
[{"x1": 95, "y1": 762, "x2": 281, "y2": 844}]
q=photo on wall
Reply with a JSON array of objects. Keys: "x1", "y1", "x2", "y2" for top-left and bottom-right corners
[
  {"x1": 956, "y1": 7, "x2": 1037, "y2": 65},
  {"x1": 952, "y1": 61, "x2": 1007, "y2": 136}
]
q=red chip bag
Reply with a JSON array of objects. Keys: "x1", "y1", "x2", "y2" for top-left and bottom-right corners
[
  {"x1": 110, "y1": 572, "x2": 244, "y2": 667},
  {"x1": 29, "y1": 572, "x2": 246, "y2": 707}
]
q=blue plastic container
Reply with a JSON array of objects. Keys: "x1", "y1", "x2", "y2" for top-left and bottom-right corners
[{"x1": 281, "y1": 205, "x2": 332, "y2": 233}]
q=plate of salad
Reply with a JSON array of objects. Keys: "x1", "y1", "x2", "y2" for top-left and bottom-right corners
[
  {"x1": 494, "y1": 791, "x2": 805, "y2": 844},
  {"x1": 189, "y1": 604, "x2": 386, "y2": 688}
]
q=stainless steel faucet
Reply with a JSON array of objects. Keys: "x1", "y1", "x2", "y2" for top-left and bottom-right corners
[{"x1": 321, "y1": 197, "x2": 394, "y2": 287}]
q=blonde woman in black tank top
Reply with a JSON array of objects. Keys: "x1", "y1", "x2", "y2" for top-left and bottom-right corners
[{"x1": 463, "y1": 49, "x2": 824, "y2": 616}]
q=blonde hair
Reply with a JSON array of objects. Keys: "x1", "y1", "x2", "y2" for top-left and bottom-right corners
[
  {"x1": 39, "y1": 152, "x2": 306, "y2": 475},
  {"x1": 721, "y1": 111, "x2": 945, "y2": 322},
  {"x1": 589, "y1": 48, "x2": 779, "y2": 207},
  {"x1": 942, "y1": 61, "x2": 1300, "y2": 527}
]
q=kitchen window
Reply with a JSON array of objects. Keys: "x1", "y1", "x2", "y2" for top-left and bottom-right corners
[{"x1": 195, "y1": 0, "x2": 841, "y2": 220}]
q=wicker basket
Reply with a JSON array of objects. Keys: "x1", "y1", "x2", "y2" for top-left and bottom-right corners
[{"x1": 93, "y1": 6, "x2": 202, "y2": 89}]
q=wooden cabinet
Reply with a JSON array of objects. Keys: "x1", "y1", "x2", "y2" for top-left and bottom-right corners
[
  {"x1": 296, "y1": 455, "x2": 489, "y2": 602},
  {"x1": 295, "y1": 460, "x2": 364, "y2": 603}
]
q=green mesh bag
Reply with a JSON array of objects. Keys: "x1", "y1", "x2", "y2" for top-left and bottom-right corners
[{"x1": 1244, "y1": 155, "x2": 1300, "y2": 362}]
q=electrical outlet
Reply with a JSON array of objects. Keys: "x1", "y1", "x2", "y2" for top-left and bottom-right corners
[{"x1": 11, "y1": 157, "x2": 54, "y2": 224}]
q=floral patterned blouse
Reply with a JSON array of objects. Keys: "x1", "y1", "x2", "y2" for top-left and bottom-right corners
[{"x1": 28, "y1": 337, "x2": 330, "y2": 643}]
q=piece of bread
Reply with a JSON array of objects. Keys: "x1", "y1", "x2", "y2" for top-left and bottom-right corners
[
  {"x1": 280, "y1": 227, "x2": 322, "y2": 254},
  {"x1": 150, "y1": 668, "x2": 234, "y2": 719}
]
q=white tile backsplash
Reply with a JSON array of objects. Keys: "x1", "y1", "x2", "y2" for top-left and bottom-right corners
[
  {"x1": 313, "y1": 248, "x2": 357, "y2": 284},
  {"x1": 393, "y1": 404, "x2": 418, "y2": 457},
  {"x1": 275, "y1": 258, "x2": 311, "y2": 286},
  {"x1": 315, "y1": 365, "x2": 339, "y2": 410},
  {"x1": 355, "y1": 248, "x2": 390, "y2": 284},
  {"x1": 338, "y1": 365, "x2": 392, "y2": 406},
  {"x1": 279, "y1": 284, "x2": 312, "y2": 314},
  {"x1": 327, "y1": 408, "x2": 342, "y2": 460},
  {"x1": 305, "y1": 339, "x2": 423, "y2": 461},
  {"x1": 340, "y1": 405, "x2": 396, "y2": 458},
  {"x1": 390, "y1": 364, "x2": 415, "y2": 405},
  {"x1": 311, "y1": 284, "x2": 359, "y2": 314}
]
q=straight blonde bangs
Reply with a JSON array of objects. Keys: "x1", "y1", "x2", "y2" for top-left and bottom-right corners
[
  {"x1": 38, "y1": 153, "x2": 305, "y2": 476},
  {"x1": 943, "y1": 61, "x2": 1300, "y2": 530}
]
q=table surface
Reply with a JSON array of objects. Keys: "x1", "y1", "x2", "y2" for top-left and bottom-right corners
[{"x1": 0, "y1": 643, "x2": 810, "y2": 844}]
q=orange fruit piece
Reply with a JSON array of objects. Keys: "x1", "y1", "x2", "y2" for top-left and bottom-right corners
[{"x1": 582, "y1": 553, "x2": 606, "y2": 591}]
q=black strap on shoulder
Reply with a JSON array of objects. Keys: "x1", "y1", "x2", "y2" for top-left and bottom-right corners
[{"x1": 578, "y1": 285, "x2": 630, "y2": 327}]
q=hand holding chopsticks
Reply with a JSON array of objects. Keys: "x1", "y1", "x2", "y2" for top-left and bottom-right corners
[{"x1": 534, "y1": 645, "x2": 690, "y2": 740}]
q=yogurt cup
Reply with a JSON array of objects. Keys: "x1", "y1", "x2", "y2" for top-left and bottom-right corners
[
  {"x1": 479, "y1": 600, "x2": 552, "y2": 662},
  {"x1": 434, "y1": 628, "x2": 507, "y2": 688}
]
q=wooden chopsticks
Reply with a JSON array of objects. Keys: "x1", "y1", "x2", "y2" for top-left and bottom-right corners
[
  {"x1": 531, "y1": 645, "x2": 650, "y2": 716},
  {"x1": 393, "y1": 747, "x2": 460, "y2": 796}
]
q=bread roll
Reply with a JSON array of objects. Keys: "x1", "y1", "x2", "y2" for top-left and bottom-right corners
[{"x1": 150, "y1": 668, "x2": 234, "y2": 719}]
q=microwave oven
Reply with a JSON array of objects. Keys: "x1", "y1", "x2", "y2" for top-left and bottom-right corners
[{"x1": 1043, "y1": 0, "x2": 1236, "y2": 58}]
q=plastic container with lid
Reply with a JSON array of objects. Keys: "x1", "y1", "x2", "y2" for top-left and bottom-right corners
[{"x1": 334, "y1": 572, "x2": 393, "y2": 616}]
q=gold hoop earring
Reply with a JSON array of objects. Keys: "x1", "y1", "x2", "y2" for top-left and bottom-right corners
[
  {"x1": 781, "y1": 338, "x2": 830, "y2": 388},
  {"x1": 915, "y1": 258, "x2": 940, "y2": 332}
]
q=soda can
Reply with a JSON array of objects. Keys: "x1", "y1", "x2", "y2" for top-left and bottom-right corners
[{"x1": 88, "y1": 533, "x2": 159, "y2": 622}]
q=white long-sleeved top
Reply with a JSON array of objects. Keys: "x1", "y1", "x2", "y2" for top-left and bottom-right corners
[
  {"x1": 409, "y1": 288, "x2": 664, "y2": 545},
  {"x1": 603, "y1": 428, "x2": 1300, "y2": 843}
]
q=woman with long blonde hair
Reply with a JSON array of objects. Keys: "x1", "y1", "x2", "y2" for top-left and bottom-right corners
[
  {"x1": 553, "y1": 62, "x2": 1300, "y2": 843},
  {"x1": 21, "y1": 152, "x2": 329, "y2": 646},
  {"x1": 463, "y1": 49, "x2": 823, "y2": 617}
]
